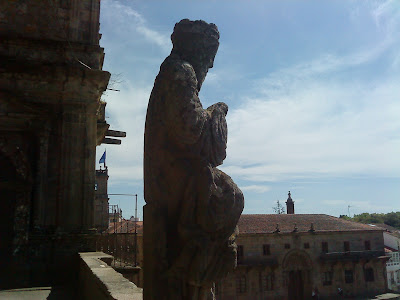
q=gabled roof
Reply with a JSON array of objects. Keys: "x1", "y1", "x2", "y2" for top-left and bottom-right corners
[{"x1": 238, "y1": 214, "x2": 384, "y2": 234}]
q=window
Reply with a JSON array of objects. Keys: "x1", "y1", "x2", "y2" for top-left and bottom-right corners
[
  {"x1": 284, "y1": 243, "x2": 291, "y2": 249},
  {"x1": 304, "y1": 242, "x2": 310, "y2": 249},
  {"x1": 94, "y1": 183, "x2": 98, "y2": 190},
  {"x1": 261, "y1": 274, "x2": 274, "y2": 291},
  {"x1": 365, "y1": 268, "x2": 374, "y2": 282},
  {"x1": 344, "y1": 241, "x2": 350, "y2": 252},
  {"x1": 237, "y1": 245, "x2": 244, "y2": 263},
  {"x1": 263, "y1": 244, "x2": 271, "y2": 255},
  {"x1": 322, "y1": 242, "x2": 328, "y2": 253},
  {"x1": 323, "y1": 271, "x2": 333, "y2": 286},
  {"x1": 236, "y1": 275, "x2": 247, "y2": 293},
  {"x1": 345, "y1": 270, "x2": 354, "y2": 284},
  {"x1": 365, "y1": 240, "x2": 371, "y2": 250}
]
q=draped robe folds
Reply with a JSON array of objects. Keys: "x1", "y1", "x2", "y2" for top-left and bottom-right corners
[{"x1": 144, "y1": 54, "x2": 244, "y2": 298}]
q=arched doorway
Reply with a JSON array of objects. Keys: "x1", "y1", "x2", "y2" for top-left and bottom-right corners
[{"x1": 283, "y1": 249, "x2": 313, "y2": 300}]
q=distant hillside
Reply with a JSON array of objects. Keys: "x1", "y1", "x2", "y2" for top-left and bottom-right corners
[{"x1": 339, "y1": 212, "x2": 400, "y2": 230}]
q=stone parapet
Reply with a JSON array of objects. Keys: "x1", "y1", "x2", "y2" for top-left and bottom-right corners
[{"x1": 78, "y1": 252, "x2": 143, "y2": 300}]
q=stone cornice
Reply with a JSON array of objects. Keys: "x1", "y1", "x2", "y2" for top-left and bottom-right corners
[
  {"x1": 0, "y1": 58, "x2": 110, "y2": 104},
  {"x1": 0, "y1": 37, "x2": 106, "y2": 69}
]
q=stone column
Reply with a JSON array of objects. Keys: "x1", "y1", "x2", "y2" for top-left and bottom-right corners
[{"x1": 56, "y1": 102, "x2": 97, "y2": 232}]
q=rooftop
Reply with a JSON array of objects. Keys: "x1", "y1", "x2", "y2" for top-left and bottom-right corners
[
  {"x1": 107, "y1": 220, "x2": 143, "y2": 234},
  {"x1": 238, "y1": 214, "x2": 384, "y2": 234},
  {"x1": 370, "y1": 223, "x2": 400, "y2": 238}
]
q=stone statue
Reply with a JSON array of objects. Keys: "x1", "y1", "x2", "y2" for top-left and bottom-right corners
[{"x1": 143, "y1": 19, "x2": 244, "y2": 300}]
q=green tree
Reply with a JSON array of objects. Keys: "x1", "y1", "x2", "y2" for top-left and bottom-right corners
[
  {"x1": 346, "y1": 212, "x2": 400, "y2": 230},
  {"x1": 384, "y1": 212, "x2": 400, "y2": 228}
]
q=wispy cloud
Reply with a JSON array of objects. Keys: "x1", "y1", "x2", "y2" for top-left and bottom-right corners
[
  {"x1": 222, "y1": 25, "x2": 400, "y2": 182},
  {"x1": 97, "y1": 81, "x2": 150, "y2": 184},
  {"x1": 101, "y1": 0, "x2": 170, "y2": 51},
  {"x1": 98, "y1": 1, "x2": 400, "y2": 203},
  {"x1": 241, "y1": 185, "x2": 271, "y2": 193},
  {"x1": 371, "y1": 0, "x2": 400, "y2": 35}
]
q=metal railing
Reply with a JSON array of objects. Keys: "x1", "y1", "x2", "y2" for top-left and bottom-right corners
[{"x1": 96, "y1": 232, "x2": 138, "y2": 267}]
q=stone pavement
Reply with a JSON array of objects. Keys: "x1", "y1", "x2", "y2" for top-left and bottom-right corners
[
  {"x1": 0, "y1": 286, "x2": 74, "y2": 300},
  {"x1": 373, "y1": 293, "x2": 400, "y2": 299}
]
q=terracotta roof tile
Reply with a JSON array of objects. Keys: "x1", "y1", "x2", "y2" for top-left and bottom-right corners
[
  {"x1": 238, "y1": 214, "x2": 384, "y2": 234},
  {"x1": 107, "y1": 220, "x2": 143, "y2": 234}
]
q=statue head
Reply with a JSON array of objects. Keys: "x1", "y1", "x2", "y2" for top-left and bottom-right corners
[{"x1": 171, "y1": 19, "x2": 220, "y2": 90}]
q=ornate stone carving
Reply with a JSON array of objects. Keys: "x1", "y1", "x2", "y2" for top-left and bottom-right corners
[{"x1": 144, "y1": 19, "x2": 244, "y2": 300}]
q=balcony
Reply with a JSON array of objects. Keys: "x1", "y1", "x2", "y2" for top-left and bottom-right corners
[{"x1": 320, "y1": 250, "x2": 387, "y2": 262}]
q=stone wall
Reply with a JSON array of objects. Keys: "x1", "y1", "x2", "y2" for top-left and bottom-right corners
[
  {"x1": 217, "y1": 230, "x2": 387, "y2": 299},
  {"x1": 0, "y1": 0, "x2": 110, "y2": 288},
  {"x1": 1, "y1": 0, "x2": 101, "y2": 45}
]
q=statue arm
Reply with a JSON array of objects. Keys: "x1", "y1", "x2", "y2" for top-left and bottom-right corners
[
  {"x1": 199, "y1": 102, "x2": 228, "y2": 166},
  {"x1": 164, "y1": 61, "x2": 208, "y2": 145}
]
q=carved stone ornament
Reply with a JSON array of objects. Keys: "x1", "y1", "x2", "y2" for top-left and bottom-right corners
[{"x1": 144, "y1": 19, "x2": 244, "y2": 300}]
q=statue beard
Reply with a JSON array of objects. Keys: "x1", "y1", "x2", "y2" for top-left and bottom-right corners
[{"x1": 190, "y1": 61, "x2": 210, "y2": 91}]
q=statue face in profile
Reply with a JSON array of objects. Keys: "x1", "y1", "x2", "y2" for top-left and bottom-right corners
[
  {"x1": 193, "y1": 50, "x2": 217, "y2": 89},
  {"x1": 170, "y1": 19, "x2": 220, "y2": 90}
]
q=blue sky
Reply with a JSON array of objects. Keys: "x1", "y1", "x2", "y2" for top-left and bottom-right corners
[{"x1": 97, "y1": 0, "x2": 400, "y2": 220}]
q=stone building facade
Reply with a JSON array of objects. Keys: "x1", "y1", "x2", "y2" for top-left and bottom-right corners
[
  {"x1": 0, "y1": 0, "x2": 111, "y2": 289},
  {"x1": 216, "y1": 213, "x2": 388, "y2": 300}
]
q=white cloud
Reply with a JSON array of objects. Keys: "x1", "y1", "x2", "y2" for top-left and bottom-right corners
[
  {"x1": 98, "y1": 1, "x2": 400, "y2": 192},
  {"x1": 371, "y1": 0, "x2": 400, "y2": 31},
  {"x1": 97, "y1": 81, "x2": 151, "y2": 184},
  {"x1": 240, "y1": 185, "x2": 271, "y2": 193},
  {"x1": 101, "y1": 0, "x2": 170, "y2": 51},
  {"x1": 222, "y1": 44, "x2": 400, "y2": 182}
]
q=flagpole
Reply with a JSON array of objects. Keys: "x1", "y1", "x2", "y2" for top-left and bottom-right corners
[{"x1": 104, "y1": 149, "x2": 106, "y2": 169}]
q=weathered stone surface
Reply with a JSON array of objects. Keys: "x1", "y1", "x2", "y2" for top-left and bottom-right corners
[
  {"x1": 144, "y1": 19, "x2": 244, "y2": 300},
  {"x1": 0, "y1": 0, "x2": 111, "y2": 289}
]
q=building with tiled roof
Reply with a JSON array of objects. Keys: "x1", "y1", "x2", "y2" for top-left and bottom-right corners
[
  {"x1": 216, "y1": 192, "x2": 389, "y2": 300},
  {"x1": 238, "y1": 214, "x2": 384, "y2": 234}
]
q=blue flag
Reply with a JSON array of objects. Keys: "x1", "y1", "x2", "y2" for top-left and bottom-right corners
[{"x1": 99, "y1": 150, "x2": 106, "y2": 166}]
